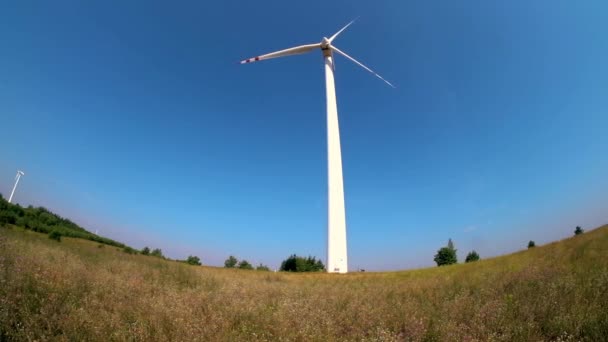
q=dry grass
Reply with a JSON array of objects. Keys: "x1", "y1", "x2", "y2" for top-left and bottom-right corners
[{"x1": 1, "y1": 225, "x2": 607, "y2": 341}]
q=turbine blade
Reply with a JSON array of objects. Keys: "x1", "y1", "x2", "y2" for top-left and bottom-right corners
[
  {"x1": 328, "y1": 18, "x2": 359, "y2": 43},
  {"x1": 240, "y1": 43, "x2": 320, "y2": 64},
  {"x1": 331, "y1": 46, "x2": 395, "y2": 88}
]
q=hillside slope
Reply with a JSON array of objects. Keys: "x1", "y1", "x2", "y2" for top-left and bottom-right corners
[
  {"x1": 0, "y1": 194, "x2": 126, "y2": 248},
  {"x1": 1, "y1": 224, "x2": 607, "y2": 341}
]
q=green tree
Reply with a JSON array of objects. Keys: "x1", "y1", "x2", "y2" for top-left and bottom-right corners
[
  {"x1": 434, "y1": 247, "x2": 457, "y2": 266},
  {"x1": 528, "y1": 240, "x2": 536, "y2": 248},
  {"x1": 434, "y1": 239, "x2": 457, "y2": 266},
  {"x1": 224, "y1": 255, "x2": 238, "y2": 268},
  {"x1": 151, "y1": 248, "x2": 163, "y2": 258},
  {"x1": 280, "y1": 255, "x2": 296, "y2": 272},
  {"x1": 465, "y1": 250, "x2": 480, "y2": 263},
  {"x1": 186, "y1": 255, "x2": 202, "y2": 266},
  {"x1": 238, "y1": 260, "x2": 254, "y2": 270},
  {"x1": 256, "y1": 263, "x2": 270, "y2": 271},
  {"x1": 279, "y1": 254, "x2": 325, "y2": 272},
  {"x1": 447, "y1": 238, "x2": 455, "y2": 250},
  {"x1": 314, "y1": 258, "x2": 325, "y2": 271},
  {"x1": 141, "y1": 247, "x2": 150, "y2": 255},
  {"x1": 48, "y1": 230, "x2": 62, "y2": 242},
  {"x1": 0, "y1": 211, "x2": 17, "y2": 226},
  {"x1": 574, "y1": 226, "x2": 584, "y2": 235},
  {"x1": 123, "y1": 246, "x2": 137, "y2": 254}
]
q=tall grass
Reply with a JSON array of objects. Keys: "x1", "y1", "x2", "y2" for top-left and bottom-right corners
[{"x1": 1, "y1": 225, "x2": 607, "y2": 341}]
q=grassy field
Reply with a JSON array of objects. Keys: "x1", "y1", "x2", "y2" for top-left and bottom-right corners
[{"x1": 1, "y1": 225, "x2": 607, "y2": 341}]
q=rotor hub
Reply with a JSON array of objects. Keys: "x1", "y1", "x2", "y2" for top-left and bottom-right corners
[{"x1": 321, "y1": 37, "x2": 331, "y2": 49}]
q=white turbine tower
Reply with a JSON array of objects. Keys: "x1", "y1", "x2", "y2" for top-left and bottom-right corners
[
  {"x1": 8, "y1": 170, "x2": 25, "y2": 204},
  {"x1": 241, "y1": 20, "x2": 394, "y2": 273}
]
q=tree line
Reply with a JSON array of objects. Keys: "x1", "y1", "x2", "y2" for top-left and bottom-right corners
[
  {"x1": 223, "y1": 254, "x2": 325, "y2": 272},
  {"x1": 0, "y1": 193, "x2": 125, "y2": 247},
  {"x1": 224, "y1": 255, "x2": 270, "y2": 271}
]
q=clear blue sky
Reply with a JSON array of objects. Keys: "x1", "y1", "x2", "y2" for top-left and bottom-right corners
[{"x1": 1, "y1": 1, "x2": 607, "y2": 270}]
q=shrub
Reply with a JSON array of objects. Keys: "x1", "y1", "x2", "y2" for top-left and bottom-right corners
[
  {"x1": 574, "y1": 226, "x2": 584, "y2": 235},
  {"x1": 528, "y1": 240, "x2": 536, "y2": 248},
  {"x1": 238, "y1": 260, "x2": 254, "y2": 270},
  {"x1": 465, "y1": 250, "x2": 480, "y2": 263},
  {"x1": 434, "y1": 247, "x2": 457, "y2": 266},
  {"x1": 141, "y1": 247, "x2": 150, "y2": 255},
  {"x1": 151, "y1": 248, "x2": 163, "y2": 258},
  {"x1": 123, "y1": 246, "x2": 137, "y2": 254},
  {"x1": 434, "y1": 239, "x2": 457, "y2": 266},
  {"x1": 224, "y1": 255, "x2": 238, "y2": 268},
  {"x1": 32, "y1": 223, "x2": 50, "y2": 234},
  {"x1": 186, "y1": 255, "x2": 202, "y2": 266},
  {"x1": 280, "y1": 255, "x2": 325, "y2": 272},
  {"x1": 256, "y1": 263, "x2": 270, "y2": 271},
  {"x1": 48, "y1": 230, "x2": 62, "y2": 242},
  {"x1": 0, "y1": 211, "x2": 17, "y2": 226}
]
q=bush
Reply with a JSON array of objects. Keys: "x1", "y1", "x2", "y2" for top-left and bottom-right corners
[
  {"x1": 434, "y1": 247, "x2": 457, "y2": 266},
  {"x1": 256, "y1": 263, "x2": 270, "y2": 271},
  {"x1": 224, "y1": 255, "x2": 238, "y2": 268},
  {"x1": 465, "y1": 250, "x2": 480, "y2": 263},
  {"x1": 0, "y1": 211, "x2": 17, "y2": 226},
  {"x1": 150, "y1": 248, "x2": 163, "y2": 258},
  {"x1": 123, "y1": 246, "x2": 137, "y2": 254},
  {"x1": 434, "y1": 239, "x2": 457, "y2": 266},
  {"x1": 141, "y1": 247, "x2": 150, "y2": 255},
  {"x1": 528, "y1": 240, "x2": 536, "y2": 248},
  {"x1": 280, "y1": 255, "x2": 325, "y2": 272},
  {"x1": 238, "y1": 260, "x2": 254, "y2": 270},
  {"x1": 48, "y1": 230, "x2": 62, "y2": 242},
  {"x1": 186, "y1": 255, "x2": 202, "y2": 266},
  {"x1": 575, "y1": 226, "x2": 584, "y2": 235}
]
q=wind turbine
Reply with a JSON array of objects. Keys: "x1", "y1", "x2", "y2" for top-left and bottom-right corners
[
  {"x1": 8, "y1": 170, "x2": 25, "y2": 204},
  {"x1": 240, "y1": 20, "x2": 394, "y2": 273}
]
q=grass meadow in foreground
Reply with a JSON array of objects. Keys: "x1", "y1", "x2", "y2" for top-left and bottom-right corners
[{"x1": 1, "y1": 225, "x2": 607, "y2": 341}]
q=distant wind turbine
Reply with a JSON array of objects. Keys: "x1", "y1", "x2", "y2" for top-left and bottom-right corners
[
  {"x1": 8, "y1": 170, "x2": 25, "y2": 204},
  {"x1": 240, "y1": 19, "x2": 394, "y2": 273}
]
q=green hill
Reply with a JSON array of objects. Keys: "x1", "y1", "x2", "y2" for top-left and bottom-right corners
[
  {"x1": 0, "y1": 193, "x2": 126, "y2": 248},
  {"x1": 1, "y1": 221, "x2": 607, "y2": 341}
]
